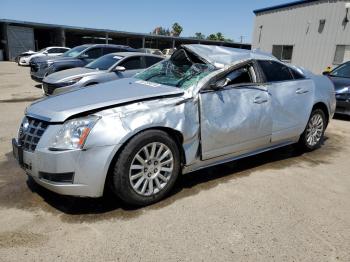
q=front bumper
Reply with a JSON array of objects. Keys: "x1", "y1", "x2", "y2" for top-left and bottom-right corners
[
  {"x1": 30, "y1": 64, "x2": 48, "y2": 83},
  {"x1": 12, "y1": 138, "x2": 117, "y2": 197},
  {"x1": 335, "y1": 99, "x2": 350, "y2": 115}
]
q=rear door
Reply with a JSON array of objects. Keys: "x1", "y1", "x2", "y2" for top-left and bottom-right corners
[{"x1": 257, "y1": 60, "x2": 314, "y2": 142}]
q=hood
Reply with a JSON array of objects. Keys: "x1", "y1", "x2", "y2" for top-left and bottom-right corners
[
  {"x1": 22, "y1": 50, "x2": 36, "y2": 55},
  {"x1": 26, "y1": 78, "x2": 184, "y2": 122},
  {"x1": 44, "y1": 67, "x2": 104, "y2": 83},
  {"x1": 328, "y1": 76, "x2": 350, "y2": 93},
  {"x1": 182, "y1": 44, "x2": 277, "y2": 68}
]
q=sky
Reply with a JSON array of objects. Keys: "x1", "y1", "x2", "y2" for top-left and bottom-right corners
[{"x1": 0, "y1": 0, "x2": 292, "y2": 43}]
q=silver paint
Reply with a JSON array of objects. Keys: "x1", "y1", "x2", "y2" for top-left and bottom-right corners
[{"x1": 16, "y1": 44, "x2": 336, "y2": 197}]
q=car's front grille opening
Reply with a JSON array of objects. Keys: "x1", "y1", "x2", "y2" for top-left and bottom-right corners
[
  {"x1": 19, "y1": 118, "x2": 49, "y2": 152},
  {"x1": 39, "y1": 172, "x2": 74, "y2": 183}
]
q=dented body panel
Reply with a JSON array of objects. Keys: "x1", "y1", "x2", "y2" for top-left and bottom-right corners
[{"x1": 14, "y1": 44, "x2": 336, "y2": 198}]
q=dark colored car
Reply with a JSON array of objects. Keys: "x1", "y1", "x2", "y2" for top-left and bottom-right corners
[
  {"x1": 324, "y1": 62, "x2": 350, "y2": 116},
  {"x1": 29, "y1": 44, "x2": 136, "y2": 82}
]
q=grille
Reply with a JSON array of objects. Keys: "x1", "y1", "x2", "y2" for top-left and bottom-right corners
[
  {"x1": 42, "y1": 82, "x2": 69, "y2": 95},
  {"x1": 19, "y1": 118, "x2": 49, "y2": 152}
]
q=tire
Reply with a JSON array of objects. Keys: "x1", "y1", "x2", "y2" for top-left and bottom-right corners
[
  {"x1": 112, "y1": 130, "x2": 181, "y2": 206},
  {"x1": 298, "y1": 108, "x2": 326, "y2": 151}
]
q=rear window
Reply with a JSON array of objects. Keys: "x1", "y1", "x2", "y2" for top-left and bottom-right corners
[
  {"x1": 258, "y1": 60, "x2": 294, "y2": 82},
  {"x1": 85, "y1": 54, "x2": 122, "y2": 70}
]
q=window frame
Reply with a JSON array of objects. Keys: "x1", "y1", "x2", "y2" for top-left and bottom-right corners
[
  {"x1": 119, "y1": 56, "x2": 143, "y2": 70},
  {"x1": 201, "y1": 60, "x2": 263, "y2": 93},
  {"x1": 257, "y1": 60, "x2": 303, "y2": 83}
]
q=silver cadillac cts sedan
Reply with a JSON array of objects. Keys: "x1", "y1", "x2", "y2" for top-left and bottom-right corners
[{"x1": 12, "y1": 44, "x2": 336, "y2": 206}]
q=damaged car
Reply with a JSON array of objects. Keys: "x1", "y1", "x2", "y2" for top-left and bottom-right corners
[{"x1": 12, "y1": 44, "x2": 336, "y2": 206}]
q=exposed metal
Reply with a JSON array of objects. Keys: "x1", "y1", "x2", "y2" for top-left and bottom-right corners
[{"x1": 13, "y1": 44, "x2": 336, "y2": 198}]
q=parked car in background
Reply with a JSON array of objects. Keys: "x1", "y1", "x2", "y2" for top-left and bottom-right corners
[
  {"x1": 138, "y1": 48, "x2": 163, "y2": 56},
  {"x1": 42, "y1": 52, "x2": 163, "y2": 95},
  {"x1": 30, "y1": 44, "x2": 135, "y2": 82},
  {"x1": 323, "y1": 61, "x2": 350, "y2": 116},
  {"x1": 162, "y1": 48, "x2": 175, "y2": 58},
  {"x1": 15, "y1": 50, "x2": 36, "y2": 64},
  {"x1": 18, "y1": 47, "x2": 70, "y2": 66},
  {"x1": 12, "y1": 44, "x2": 335, "y2": 206}
]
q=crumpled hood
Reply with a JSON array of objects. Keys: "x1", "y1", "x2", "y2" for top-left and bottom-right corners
[
  {"x1": 26, "y1": 78, "x2": 184, "y2": 122},
  {"x1": 328, "y1": 76, "x2": 350, "y2": 93},
  {"x1": 44, "y1": 67, "x2": 104, "y2": 83}
]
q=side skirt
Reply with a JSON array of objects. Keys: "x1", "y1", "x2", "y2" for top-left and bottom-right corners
[{"x1": 182, "y1": 138, "x2": 299, "y2": 174}]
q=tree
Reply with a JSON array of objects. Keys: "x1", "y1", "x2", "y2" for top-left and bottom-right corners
[
  {"x1": 207, "y1": 34, "x2": 218, "y2": 40},
  {"x1": 171, "y1": 22, "x2": 183, "y2": 37},
  {"x1": 152, "y1": 26, "x2": 170, "y2": 36},
  {"x1": 194, "y1": 32, "x2": 206, "y2": 39},
  {"x1": 215, "y1": 32, "x2": 225, "y2": 41}
]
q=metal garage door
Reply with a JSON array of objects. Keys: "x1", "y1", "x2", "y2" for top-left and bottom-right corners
[{"x1": 7, "y1": 25, "x2": 35, "y2": 61}]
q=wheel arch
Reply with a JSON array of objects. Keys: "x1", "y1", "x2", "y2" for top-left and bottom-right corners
[
  {"x1": 103, "y1": 126, "x2": 186, "y2": 193},
  {"x1": 312, "y1": 101, "x2": 330, "y2": 126}
]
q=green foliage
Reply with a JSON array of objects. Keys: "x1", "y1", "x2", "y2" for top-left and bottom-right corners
[{"x1": 172, "y1": 22, "x2": 183, "y2": 37}]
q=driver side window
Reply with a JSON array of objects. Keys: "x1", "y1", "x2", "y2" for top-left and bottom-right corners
[{"x1": 216, "y1": 65, "x2": 255, "y2": 88}]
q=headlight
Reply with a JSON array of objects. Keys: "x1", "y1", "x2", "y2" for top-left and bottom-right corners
[
  {"x1": 50, "y1": 115, "x2": 100, "y2": 150},
  {"x1": 65, "y1": 77, "x2": 83, "y2": 85}
]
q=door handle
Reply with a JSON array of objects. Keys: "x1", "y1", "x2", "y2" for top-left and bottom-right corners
[
  {"x1": 296, "y1": 88, "x2": 309, "y2": 94},
  {"x1": 253, "y1": 96, "x2": 268, "y2": 104}
]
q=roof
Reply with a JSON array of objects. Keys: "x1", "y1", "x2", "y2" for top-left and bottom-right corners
[
  {"x1": 107, "y1": 51, "x2": 163, "y2": 58},
  {"x1": 183, "y1": 44, "x2": 276, "y2": 68},
  {"x1": 254, "y1": 0, "x2": 320, "y2": 14}
]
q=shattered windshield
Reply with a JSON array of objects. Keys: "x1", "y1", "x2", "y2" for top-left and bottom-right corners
[{"x1": 135, "y1": 50, "x2": 216, "y2": 89}]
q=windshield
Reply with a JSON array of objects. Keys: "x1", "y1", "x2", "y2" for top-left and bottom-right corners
[
  {"x1": 135, "y1": 59, "x2": 216, "y2": 89},
  {"x1": 62, "y1": 46, "x2": 87, "y2": 58},
  {"x1": 85, "y1": 54, "x2": 122, "y2": 70},
  {"x1": 330, "y1": 63, "x2": 350, "y2": 78}
]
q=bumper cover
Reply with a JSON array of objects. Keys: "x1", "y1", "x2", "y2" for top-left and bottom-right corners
[
  {"x1": 12, "y1": 138, "x2": 118, "y2": 197},
  {"x1": 335, "y1": 99, "x2": 350, "y2": 115}
]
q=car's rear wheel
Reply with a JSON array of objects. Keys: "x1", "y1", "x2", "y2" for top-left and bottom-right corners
[
  {"x1": 298, "y1": 108, "x2": 326, "y2": 151},
  {"x1": 112, "y1": 130, "x2": 181, "y2": 206}
]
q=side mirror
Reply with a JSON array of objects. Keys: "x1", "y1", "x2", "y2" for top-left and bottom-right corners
[
  {"x1": 114, "y1": 66, "x2": 126, "y2": 72},
  {"x1": 210, "y1": 78, "x2": 230, "y2": 91},
  {"x1": 322, "y1": 71, "x2": 330, "y2": 76},
  {"x1": 43, "y1": 51, "x2": 48, "y2": 55}
]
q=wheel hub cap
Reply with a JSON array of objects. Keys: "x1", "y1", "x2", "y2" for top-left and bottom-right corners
[
  {"x1": 129, "y1": 142, "x2": 174, "y2": 196},
  {"x1": 306, "y1": 113, "x2": 324, "y2": 147}
]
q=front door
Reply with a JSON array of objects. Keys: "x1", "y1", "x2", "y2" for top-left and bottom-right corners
[{"x1": 199, "y1": 62, "x2": 272, "y2": 160}]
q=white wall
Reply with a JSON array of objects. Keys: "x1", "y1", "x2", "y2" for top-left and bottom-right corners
[{"x1": 252, "y1": 0, "x2": 350, "y2": 73}]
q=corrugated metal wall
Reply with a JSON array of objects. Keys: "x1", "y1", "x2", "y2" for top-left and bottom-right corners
[
  {"x1": 252, "y1": 0, "x2": 350, "y2": 73},
  {"x1": 7, "y1": 25, "x2": 35, "y2": 61}
]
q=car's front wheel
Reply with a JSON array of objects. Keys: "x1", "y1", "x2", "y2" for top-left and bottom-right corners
[
  {"x1": 112, "y1": 130, "x2": 181, "y2": 206},
  {"x1": 298, "y1": 108, "x2": 326, "y2": 151}
]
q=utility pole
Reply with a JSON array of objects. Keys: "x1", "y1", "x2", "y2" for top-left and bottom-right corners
[{"x1": 240, "y1": 35, "x2": 245, "y2": 43}]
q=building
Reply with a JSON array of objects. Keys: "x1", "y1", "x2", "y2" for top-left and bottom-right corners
[
  {"x1": 0, "y1": 19, "x2": 251, "y2": 61},
  {"x1": 252, "y1": 0, "x2": 350, "y2": 73}
]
